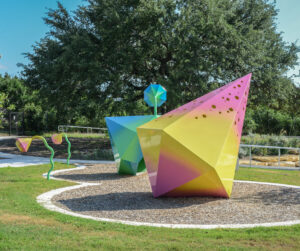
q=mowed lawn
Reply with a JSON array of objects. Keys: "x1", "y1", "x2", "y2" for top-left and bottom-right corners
[{"x1": 0, "y1": 164, "x2": 299, "y2": 251}]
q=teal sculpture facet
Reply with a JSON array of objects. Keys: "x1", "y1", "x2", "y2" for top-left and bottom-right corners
[
  {"x1": 144, "y1": 84, "x2": 167, "y2": 116},
  {"x1": 105, "y1": 115, "x2": 157, "y2": 175}
]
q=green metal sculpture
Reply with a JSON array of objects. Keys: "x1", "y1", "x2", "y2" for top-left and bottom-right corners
[
  {"x1": 51, "y1": 133, "x2": 72, "y2": 165},
  {"x1": 16, "y1": 136, "x2": 55, "y2": 180}
]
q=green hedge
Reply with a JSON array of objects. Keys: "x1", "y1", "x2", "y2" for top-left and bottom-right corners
[
  {"x1": 240, "y1": 134, "x2": 300, "y2": 156},
  {"x1": 243, "y1": 107, "x2": 300, "y2": 136}
]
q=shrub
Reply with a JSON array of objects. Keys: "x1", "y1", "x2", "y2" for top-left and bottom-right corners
[
  {"x1": 244, "y1": 107, "x2": 300, "y2": 135},
  {"x1": 241, "y1": 134, "x2": 300, "y2": 156}
]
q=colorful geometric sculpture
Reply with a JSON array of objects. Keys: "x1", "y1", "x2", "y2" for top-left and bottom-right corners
[
  {"x1": 51, "y1": 133, "x2": 72, "y2": 165},
  {"x1": 51, "y1": 134, "x2": 63, "y2": 145},
  {"x1": 137, "y1": 73, "x2": 252, "y2": 198},
  {"x1": 144, "y1": 84, "x2": 167, "y2": 116},
  {"x1": 105, "y1": 115, "x2": 157, "y2": 175},
  {"x1": 16, "y1": 136, "x2": 55, "y2": 180},
  {"x1": 16, "y1": 138, "x2": 32, "y2": 152}
]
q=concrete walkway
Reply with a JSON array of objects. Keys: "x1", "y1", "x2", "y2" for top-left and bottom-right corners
[
  {"x1": 0, "y1": 152, "x2": 115, "y2": 168},
  {"x1": 0, "y1": 136, "x2": 115, "y2": 168},
  {"x1": 0, "y1": 136, "x2": 19, "y2": 140}
]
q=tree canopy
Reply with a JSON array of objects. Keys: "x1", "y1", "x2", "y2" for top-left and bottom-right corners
[{"x1": 21, "y1": 0, "x2": 299, "y2": 128}]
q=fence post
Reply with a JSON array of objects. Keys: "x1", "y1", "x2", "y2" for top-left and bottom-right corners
[
  {"x1": 22, "y1": 112, "x2": 24, "y2": 135},
  {"x1": 9, "y1": 112, "x2": 11, "y2": 136},
  {"x1": 238, "y1": 144, "x2": 300, "y2": 169},
  {"x1": 235, "y1": 157, "x2": 239, "y2": 171},
  {"x1": 249, "y1": 146, "x2": 252, "y2": 168},
  {"x1": 278, "y1": 148, "x2": 281, "y2": 167},
  {"x1": 15, "y1": 120, "x2": 18, "y2": 136}
]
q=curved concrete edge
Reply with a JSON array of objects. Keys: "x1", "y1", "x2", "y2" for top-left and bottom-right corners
[
  {"x1": 37, "y1": 165, "x2": 300, "y2": 229},
  {"x1": 235, "y1": 180, "x2": 300, "y2": 189},
  {"x1": 42, "y1": 165, "x2": 88, "y2": 179}
]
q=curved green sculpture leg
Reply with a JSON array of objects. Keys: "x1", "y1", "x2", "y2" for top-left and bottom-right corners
[
  {"x1": 63, "y1": 133, "x2": 71, "y2": 165},
  {"x1": 51, "y1": 133, "x2": 72, "y2": 165},
  {"x1": 32, "y1": 136, "x2": 55, "y2": 180}
]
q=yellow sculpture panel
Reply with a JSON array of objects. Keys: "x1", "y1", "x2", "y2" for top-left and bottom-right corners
[{"x1": 137, "y1": 74, "x2": 252, "y2": 198}]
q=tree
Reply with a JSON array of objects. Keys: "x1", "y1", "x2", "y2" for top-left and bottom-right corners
[
  {"x1": 0, "y1": 92, "x2": 7, "y2": 128},
  {"x1": 0, "y1": 74, "x2": 45, "y2": 132},
  {"x1": 22, "y1": 0, "x2": 298, "y2": 124}
]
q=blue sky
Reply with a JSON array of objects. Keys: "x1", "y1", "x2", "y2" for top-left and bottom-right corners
[
  {"x1": 0, "y1": 0, "x2": 83, "y2": 75},
  {"x1": 0, "y1": 0, "x2": 299, "y2": 85}
]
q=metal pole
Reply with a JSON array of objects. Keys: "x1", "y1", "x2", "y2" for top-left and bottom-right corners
[
  {"x1": 154, "y1": 98, "x2": 158, "y2": 117},
  {"x1": 249, "y1": 146, "x2": 252, "y2": 168},
  {"x1": 278, "y1": 148, "x2": 281, "y2": 167},
  {"x1": 9, "y1": 112, "x2": 11, "y2": 136},
  {"x1": 235, "y1": 157, "x2": 239, "y2": 171},
  {"x1": 22, "y1": 112, "x2": 24, "y2": 135}
]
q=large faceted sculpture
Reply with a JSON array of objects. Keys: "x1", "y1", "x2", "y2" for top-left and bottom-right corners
[
  {"x1": 137, "y1": 74, "x2": 252, "y2": 198},
  {"x1": 105, "y1": 115, "x2": 157, "y2": 175}
]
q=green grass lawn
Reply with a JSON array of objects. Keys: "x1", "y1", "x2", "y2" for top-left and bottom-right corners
[
  {"x1": 0, "y1": 164, "x2": 299, "y2": 250},
  {"x1": 235, "y1": 167, "x2": 300, "y2": 186}
]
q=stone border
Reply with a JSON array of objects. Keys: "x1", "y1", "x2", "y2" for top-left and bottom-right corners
[{"x1": 37, "y1": 165, "x2": 300, "y2": 229}]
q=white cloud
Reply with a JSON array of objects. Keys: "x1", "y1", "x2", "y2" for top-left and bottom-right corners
[{"x1": 0, "y1": 64, "x2": 7, "y2": 70}]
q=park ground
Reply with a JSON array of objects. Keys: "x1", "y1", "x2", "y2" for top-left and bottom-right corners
[
  {"x1": 0, "y1": 163, "x2": 300, "y2": 250},
  {"x1": 0, "y1": 135, "x2": 113, "y2": 160}
]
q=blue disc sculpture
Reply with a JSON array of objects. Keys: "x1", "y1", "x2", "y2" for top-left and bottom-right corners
[{"x1": 144, "y1": 84, "x2": 167, "y2": 117}]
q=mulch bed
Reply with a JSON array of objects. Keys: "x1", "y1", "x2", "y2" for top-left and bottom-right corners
[
  {"x1": 52, "y1": 164, "x2": 300, "y2": 225},
  {"x1": 0, "y1": 138, "x2": 112, "y2": 159}
]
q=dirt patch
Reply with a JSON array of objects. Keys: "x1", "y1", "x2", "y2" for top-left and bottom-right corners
[
  {"x1": 51, "y1": 164, "x2": 300, "y2": 225},
  {"x1": 0, "y1": 213, "x2": 60, "y2": 227},
  {"x1": 0, "y1": 137, "x2": 113, "y2": 160}
]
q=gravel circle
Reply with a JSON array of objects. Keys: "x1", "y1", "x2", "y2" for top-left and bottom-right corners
[{"x1": 52, "y1": 164, "x2": 300, "y2": 225}]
